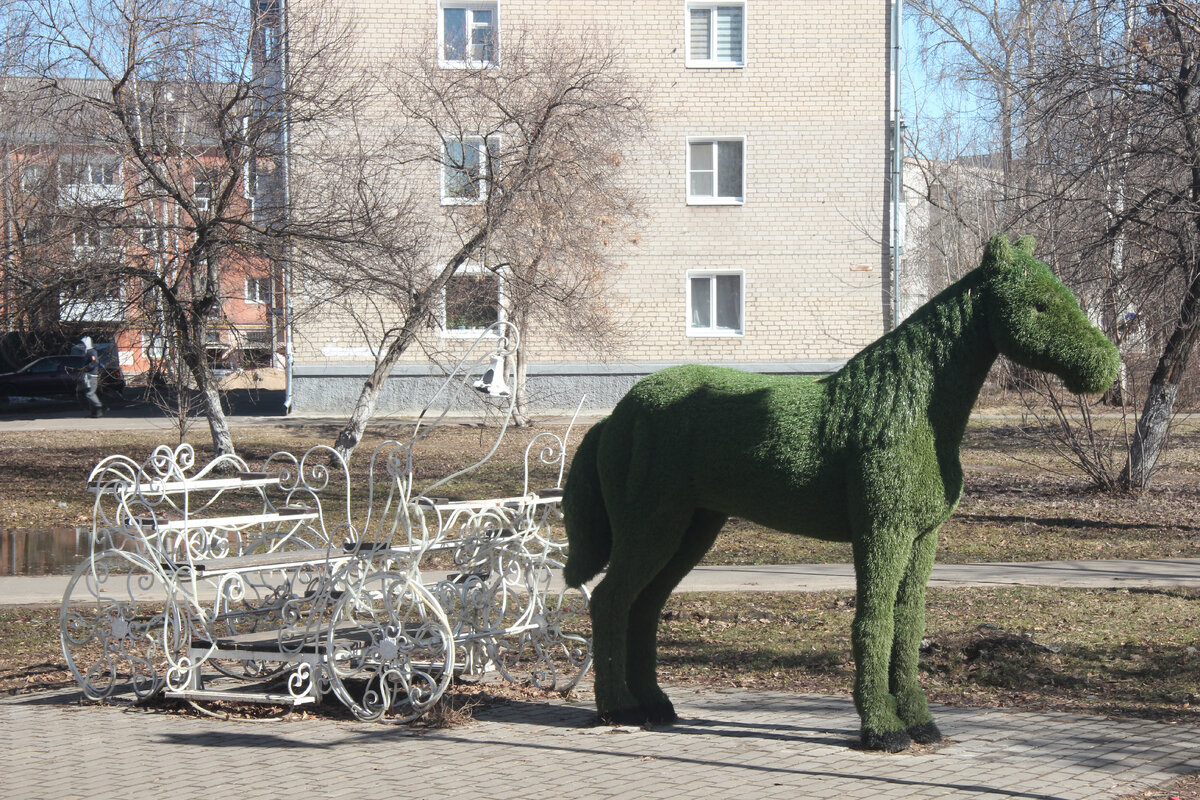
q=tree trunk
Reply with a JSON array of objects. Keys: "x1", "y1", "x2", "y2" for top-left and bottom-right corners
[
  {"x1": 512, "y1": 342, "x2": 531, "y2": 427},
  {"x1": 1121, "y1": 266, "x2": 1200, "y2": 488},
  {"x1": 332, "y1": 326, "x2": 421, "y2": 461},
  {"x1": 329, "y1": 230, "x2": 495, "y2": 461},
  {"x1": 199, "y1": 381, "x2": 235, "y2": 457},
  {"x1": 178, "y1": 329, "x2": 236, "y2": 457}
]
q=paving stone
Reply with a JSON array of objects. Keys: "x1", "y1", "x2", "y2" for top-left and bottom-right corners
[{"x1": 3, "y1": 688, "x2": 1200, "y2": 799}]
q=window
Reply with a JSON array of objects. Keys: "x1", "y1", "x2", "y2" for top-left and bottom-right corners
[
  {"x1": 194, "y1": 178, "x2": 213, "y2": 211},
  {"x1": 687, "y1": 3, "x2": 745, "y2": 67},
  {"x1": 245, "y1": 276, "x2": 272, "y2": 305},
  {"x1": 142, "y1": 332, "x2": 169, "y2": 360},
  {"x1": 688, "y1": 271, "x2": 743, "y2": 335},
  {"x1": 20, "y1": 165, "x2": 45, "y2": 192},
  {"x1": 61, "y1": 160, "x2": 119, "y2": 186},
  {"x1": 439, "y1": 2, "x2": 498, "y2": 67},
  {"x1": 687, "y1": 138, "x2": 744, "y2": 204},
  {"x1": 72, "y1": 227, "x2": 113, "y2": 251},
  {"x1": 442, "y1": 134, "x2": 500, "y2": 204},
  {"x1": 443, "y1": 271, "x2": 501, "y2": 335},
  {"x1": 29, "y1": 358, "x2": 62, "y2": 374},
  {"x1": 21, "y1": 223, "x2": 43, "y2": 246}
]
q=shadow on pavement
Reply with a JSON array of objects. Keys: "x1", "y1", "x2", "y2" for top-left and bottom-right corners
[{"x1": 156, "y1": 730, "x2": 333, "y2": 750}]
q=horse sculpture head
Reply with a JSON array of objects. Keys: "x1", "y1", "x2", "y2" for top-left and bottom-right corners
[{"x1": 983, "y1": 234, "x2": 1120, "y2": 395}]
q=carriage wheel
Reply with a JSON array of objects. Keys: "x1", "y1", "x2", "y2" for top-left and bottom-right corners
[
  {"x1": 325, "y1": 572, "x2": 456, "y2": 723},
  {"x1": 60, "y1": 551, "x2": 179, "y2": 700},
  {"x1": 487, "y1": 562, "x2": 592, "y2": 693},
  {"x1": 203, "y1": 569, "x2": 302, "y2": 684}
]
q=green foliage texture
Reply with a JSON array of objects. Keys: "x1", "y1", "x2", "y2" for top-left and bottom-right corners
[{"x1": 562, "y1": 235, "x2": 1120, "y2": 751}]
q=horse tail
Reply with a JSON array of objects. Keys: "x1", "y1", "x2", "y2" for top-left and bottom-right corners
[{"x1": 562, "y1": 419, "x2": 612, "y2": 588}]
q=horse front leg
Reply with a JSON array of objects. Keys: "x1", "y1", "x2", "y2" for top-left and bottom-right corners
[
  {"x1": 850, "y1": 526, "x2": 913, "y2": 752},
  {"x1": 889, "y1": 528, "x2": 942, "y2": 744}
]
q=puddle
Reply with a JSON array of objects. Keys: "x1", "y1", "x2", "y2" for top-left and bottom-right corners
[{"x1": 0, "y1": 528, "x2": 90, "y2": 576}]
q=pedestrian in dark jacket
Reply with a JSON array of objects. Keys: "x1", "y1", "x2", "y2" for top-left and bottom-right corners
[{"x1": 80, "y1": 336, "x2": 103, "y2": 417}]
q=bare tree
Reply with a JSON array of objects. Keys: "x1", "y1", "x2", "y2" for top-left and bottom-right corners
[
  {"x1": 908, "y1": 0, "x2": 1200, "y2": 490},
  {"x1": 295, "y1": 29, "x2": 646, "y2": 459},
  {"x1": 1031, "y1": 1, "x2": 1200, "y2": 487},
  {"x1": 4, "y1": 0, "x2": 363, "y2": 455}
]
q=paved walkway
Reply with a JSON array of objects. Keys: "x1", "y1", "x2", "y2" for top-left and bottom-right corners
[
  {"x1": 8, "y1": 557, "x2": 1200, "y2": 605},
  {"x1": 2, "y1": 686, "x2": 1198, "y2": 800},
  {"x1": 6, "y1": 558, "x2": 1200, "y2": 798}
]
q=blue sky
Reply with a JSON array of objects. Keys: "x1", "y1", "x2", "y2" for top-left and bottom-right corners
[{"x1": 900, "y1": 8, "x2": 991, "y2": 156}]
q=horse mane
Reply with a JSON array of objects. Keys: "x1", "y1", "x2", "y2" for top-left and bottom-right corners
[{"x1": 819, "y1": 267, "x2": 995, "y2": 448}]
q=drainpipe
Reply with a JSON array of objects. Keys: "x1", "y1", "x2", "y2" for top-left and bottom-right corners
[
  {"x1": 889, "y1": 0, "x2": 905, "y2": 329},
  {"x1": 4, "y1": 147, "x2": 13, "y2": 334},
  {"x1": 278, "y1": 0, "x2": 295, "y2": 415}
]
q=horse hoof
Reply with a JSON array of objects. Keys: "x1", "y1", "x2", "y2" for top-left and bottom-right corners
[
  {"x1": 641, "y1": 700, "x2": 677, "y2": 726},
  {"x1": 597, "y1": 707, "x2": 654, "y2": 726},
  {"x1": 907, "y1": 721, "x2": 943, "y2": 744},
  {"x1": 861, "y1": 728, "x2": 911, "y2": 752}
]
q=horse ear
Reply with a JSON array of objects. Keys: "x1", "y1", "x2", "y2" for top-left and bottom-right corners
[
  {"x1": 1014, "y1": 235, "x2": 1036, "y2": 255},
  {"x1": 983, "y1": 234, "x2": 1014, "y2": 271}
]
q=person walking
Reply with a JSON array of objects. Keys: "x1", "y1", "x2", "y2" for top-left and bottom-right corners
[{"x1": 79, "y1": 336, "x2": 103, "y2": 418}]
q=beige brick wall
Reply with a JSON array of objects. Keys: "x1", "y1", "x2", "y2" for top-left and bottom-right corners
[{"x1": 292, "y1": 0, "x2": 889, "y2": 373}]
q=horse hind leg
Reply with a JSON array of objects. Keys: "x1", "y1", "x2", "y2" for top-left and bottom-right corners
[
  {"x1": 589, "y1": 505, "x2": 713, "y2": 725},
  {"x1": 625, "y1": 508, "x2": 727, "y2": 724}
]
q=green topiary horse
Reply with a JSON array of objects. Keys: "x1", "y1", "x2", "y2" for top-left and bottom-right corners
[{"x1": 562, "y1": 235, "x2": 1120, "y2": 752}]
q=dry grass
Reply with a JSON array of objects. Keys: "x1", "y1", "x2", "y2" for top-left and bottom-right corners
[
  {"x1": 5, "y1": 415, "x2": 1200, "y2": 567},
  {"x1": 655, "y1": 586, "x2": 1200, "y2": 724}
]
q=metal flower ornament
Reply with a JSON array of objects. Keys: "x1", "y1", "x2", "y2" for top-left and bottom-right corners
[{"x1": 562, "y1": 235, "x2": 1120, "y2": 751}]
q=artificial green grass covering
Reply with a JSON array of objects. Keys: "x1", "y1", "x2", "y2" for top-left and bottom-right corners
[{"x1": 564, "y1": 234, "x2": 1119, "y2": 751}]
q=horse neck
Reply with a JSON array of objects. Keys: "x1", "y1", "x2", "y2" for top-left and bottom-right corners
[{"x1": 827, "y1": 270, "x2": 998, "y2": 445}]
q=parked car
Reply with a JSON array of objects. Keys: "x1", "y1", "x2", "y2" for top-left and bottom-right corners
[{"x1": 0, "y1": 354, "x2": 125, "y2": 405}]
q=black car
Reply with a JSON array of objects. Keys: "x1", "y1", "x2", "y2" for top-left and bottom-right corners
[{"x1": 0, "y1": 354, "x2": 126, "y2": 405}]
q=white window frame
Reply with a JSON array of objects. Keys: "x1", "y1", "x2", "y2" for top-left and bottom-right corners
[
  {"x1": 142, "y1": 331, "x2": 169, "y2": 360},
  {"x1": 21, "y1": 222, "x2": 43, "y2": 246},
  {"x1": 61, "y1": 159, "x2": 119, "y2": 187},
  {"x1": 441, "y1": 266, "x2": 504, "y2": 337},
  {"x1": 686, "y1": 269, "x2": 745, "y2": 336},
  {"x1": 194, "y1": 177, "x2": 213, "y2": 211},
  {"x1": 686, "y1": 136, "x2": 745, "y2": 205},
  {"x1": 72, "y1": 227, "x2": 115, "y2": 253},
  {"x1": 685, "y1": 2, "x2": 746, "y2": 68},
  {"x1": 20, "y1": 164, "x2": 45, "y2": 192},
  {"x1": 58, "y1": 158, "x2": 122, "y2": 204},
  {"x1": 438, "y1": 1, "x2": 499, "y2": 69},
  {"x1": 441, "y1": 134, "x2": 500, "y2": 205},
  {"x1": 245, "y1": 276, "x2": 272, "y2": 305}
]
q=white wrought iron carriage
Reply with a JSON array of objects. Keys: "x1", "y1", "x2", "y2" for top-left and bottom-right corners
[{"x1": 60, "y1": 323, "x2": 592, "y2": 722}]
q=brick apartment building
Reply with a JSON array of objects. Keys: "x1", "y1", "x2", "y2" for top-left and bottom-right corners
[
  {"x1": 0, "y1": 77, "x2": 282, "y2": 379},
  {"x1": 283, "y1": 0, "x2": 903, "y2": 413}
]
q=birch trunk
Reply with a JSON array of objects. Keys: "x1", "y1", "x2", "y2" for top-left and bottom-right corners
[
  {"x1": 332, "y1": 326, "x2": 420, "y2": 462},
  {"x1": 1121, "y1": 269, "x2": 1200, "y2": 488},
  {"x1": 179, "y1": 329, "x2": 236, "y2": 457}
]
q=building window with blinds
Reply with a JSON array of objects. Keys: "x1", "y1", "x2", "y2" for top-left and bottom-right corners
[{"x1": 686, "y1": 3, "x2": 745, "y2": 68}]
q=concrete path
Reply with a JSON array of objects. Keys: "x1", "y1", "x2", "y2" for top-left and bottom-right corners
[
  {"x1": 679, "y1": 557, "x2": 1200, "y2": 592},
  {"x1": 2, "y1": 686, "x2": 1198, "y2": 800},
  {"x1": 9, "y1": 557, "x2": 1200, "y2": 605}
]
